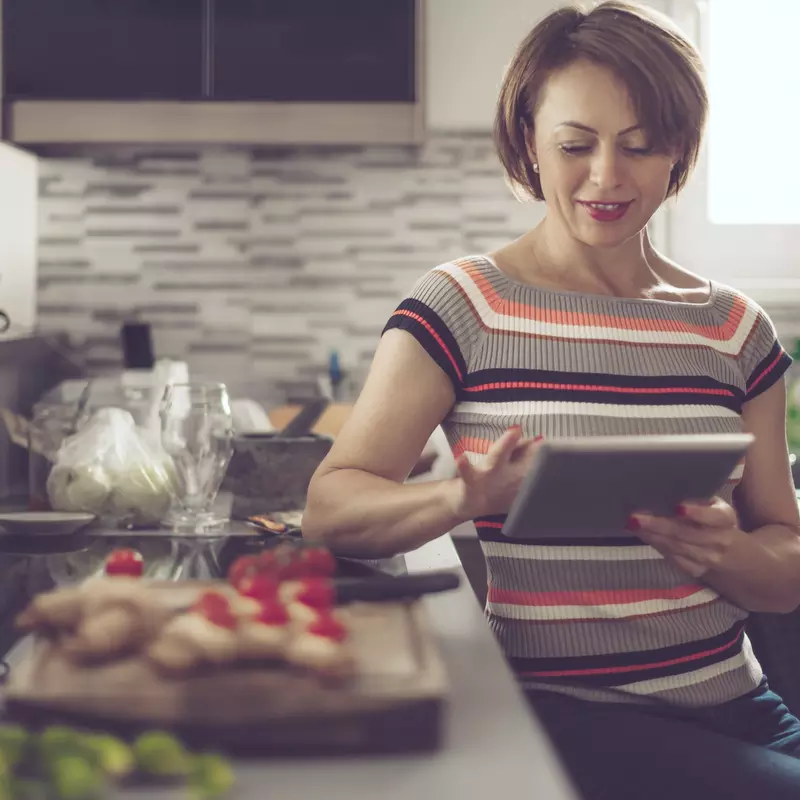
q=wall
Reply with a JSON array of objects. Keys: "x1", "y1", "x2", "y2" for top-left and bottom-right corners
[
  {"x1": 425, "y1": 0, "x2": 670, "y2": 131},
  {"x1": 0, "y1": 143, "x2": 38, "y2": 336},
  {"x1": 36, "y1": 136, "x2": 543, "y2": 395},
  {"x1": 425, "y1": 0, "x2": 565, "y2": 131},
  {"x1": 663, "y1": 0, "x2": 800, "y2": 301}
]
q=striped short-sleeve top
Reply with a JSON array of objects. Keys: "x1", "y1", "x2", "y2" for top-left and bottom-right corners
[{"x1": 383, "y1": 255, "x2": 792, "y2": 708}]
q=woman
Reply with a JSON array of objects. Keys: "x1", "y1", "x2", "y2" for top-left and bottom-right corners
[{"x1": 304, "y1": 2, "x2": 800, "y2": 796}]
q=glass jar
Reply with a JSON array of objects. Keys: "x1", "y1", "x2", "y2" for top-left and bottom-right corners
[
  {"x1": 28, "y1": 402, "x2": 80, "y2": 511},
  {"x1": 160, "y1": 382, "x2": 234, "y2": 535}
]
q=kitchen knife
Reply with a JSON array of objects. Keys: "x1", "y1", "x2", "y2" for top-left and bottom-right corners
[{"x1": 327, "y1": 570, "x2": 461, "y2": 605}]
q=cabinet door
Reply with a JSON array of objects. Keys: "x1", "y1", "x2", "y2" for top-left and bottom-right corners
[
  {"x1": 212, "y1": 0, "x2": 416, "y2": 102},
  {"x1": 2, "y1": 0, "x2": 204, "y2": 100}
]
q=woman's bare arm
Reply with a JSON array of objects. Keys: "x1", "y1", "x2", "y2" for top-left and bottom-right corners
[
  {"x1": 714, "y1": 379, "x2": 800, "y2": 612},
  {"x1": 302, "y1": 329, "x2": 468, "y2": 558}
]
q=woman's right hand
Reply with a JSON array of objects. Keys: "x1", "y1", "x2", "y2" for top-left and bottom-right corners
[{"x1": 448, "y1": 427, "x2": 543, "y2": 520}]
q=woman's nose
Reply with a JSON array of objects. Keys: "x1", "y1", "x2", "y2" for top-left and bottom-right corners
[{"x1": 590, "y1": 149, "x2": 623, "y2": 190}]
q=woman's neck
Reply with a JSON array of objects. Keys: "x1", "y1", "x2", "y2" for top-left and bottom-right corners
[{"x1": 524, "y1": 217, "x2": 667, "y2": 299}]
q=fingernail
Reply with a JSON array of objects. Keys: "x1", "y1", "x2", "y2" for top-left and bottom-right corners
[
  {"x1": 625, "y1": 515, "x2": 641, "y2": 532},
  {"x1": 676, "y1": 504, "x2": 689, "y2": 517},
  {"x1": 534, "y1": 434, "x2": 544, "y2": 442}
]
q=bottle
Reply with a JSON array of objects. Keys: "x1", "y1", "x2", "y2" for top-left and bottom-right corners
[{"x1": 328, "y1": 349, "x2": 344, "y2": 402}]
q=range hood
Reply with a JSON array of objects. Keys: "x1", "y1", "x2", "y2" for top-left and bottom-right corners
[{"x1": 5, "y1": 101, "x2": 424, "y2": 147}]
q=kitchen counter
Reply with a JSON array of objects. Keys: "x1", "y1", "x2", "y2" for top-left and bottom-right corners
[{"x1": 0, "y1": 531, "x2": 578, "y2": 800}]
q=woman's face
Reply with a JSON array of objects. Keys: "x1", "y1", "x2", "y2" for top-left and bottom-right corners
[{"x1": 532, "y1": 59, "x2": 676, "y2": 249}]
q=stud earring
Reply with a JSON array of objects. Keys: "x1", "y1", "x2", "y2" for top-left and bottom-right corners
[{"x1": 533, "y1": 162, "x2": 540, "y2": 174}]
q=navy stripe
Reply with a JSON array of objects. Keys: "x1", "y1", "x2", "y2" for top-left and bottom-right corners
[
  {"x1": 462, "y1": 370, "x2": 743, "y2": 411},
  {"x1": 507, "y1": 622, "x2": 745, "y2": 688},
  {"x1": 745, "y1": 342, "x2": 792, "y2": 401},
  {"x1": 383, "y1": 298, "x2": 467, "y2": 390}
]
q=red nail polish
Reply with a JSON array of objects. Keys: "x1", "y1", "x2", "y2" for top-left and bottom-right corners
[
  {"x1": 534, "y1": 434, "x2": 544, "y2": 442},
  {"x1": 626, "y1": 515, "x2": 641, "y2": 532},
  {"x1": 676, "y1": 504, "x2": 689, "y2": 517}
]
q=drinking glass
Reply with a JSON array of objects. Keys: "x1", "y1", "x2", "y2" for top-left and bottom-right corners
[{"x1": 160, "y1": 382, "x2": 234, "y2": 535}]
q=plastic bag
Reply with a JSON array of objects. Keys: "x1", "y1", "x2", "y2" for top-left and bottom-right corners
[{"x1": 46, "y1": 407, "x2": 176, "y2": 528}]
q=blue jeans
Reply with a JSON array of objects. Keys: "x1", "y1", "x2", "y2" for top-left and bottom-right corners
[{"x1": 528, "y1": 680, "x2": 800, "y2": 799}]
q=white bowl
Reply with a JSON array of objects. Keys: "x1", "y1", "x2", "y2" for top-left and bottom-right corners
[{"x1": 0, "y1": 511, "x2": 96, "y2": 536}]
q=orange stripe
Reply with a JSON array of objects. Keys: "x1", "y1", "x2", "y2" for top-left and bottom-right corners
[
  {"x1": 488, "y1": 584, "x2": 705, "y2": 607},
  {"x1": 390, "y1": 309, "x2": 463, "y2": 382},
  {"x1": 464, "y1": 381, "x2": 736, "y2": 397},
  {"x1": 456, "y1": 260, "x2": 750, "y2": 341},
  {"x1": 451, "y1": 436, "x2": 492, "y2": 458},
  {"x1": 747, "y1": 349, "x2": 785, "y2": 395}
]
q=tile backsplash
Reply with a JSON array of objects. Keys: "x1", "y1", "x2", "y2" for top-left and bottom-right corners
[
  {"x1": 36, "y1": 134, "x2": 542, "y2": 397},
  {"x1": 36, "y1": 134, "x2": 800, "y2": 402}
]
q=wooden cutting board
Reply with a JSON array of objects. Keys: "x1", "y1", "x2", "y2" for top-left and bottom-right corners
[{"x1": 4, "y1": 584, "x2": 449, "y2": 755}]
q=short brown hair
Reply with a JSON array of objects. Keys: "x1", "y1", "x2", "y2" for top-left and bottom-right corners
[{"x1": 494, "y1": 1, "x2": 707, "y2": 201}]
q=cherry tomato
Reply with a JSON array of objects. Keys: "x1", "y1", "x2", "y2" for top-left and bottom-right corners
[
  {"x1": 259, "y1": 546, "x2": 303, "y2": 580},
  {"x1": 202, "y1": 605, "x2": 238, "y2": 630},
  {"x1": 297, "y1": 547, "x2": 336, "y2": 578},
  {"x1": 237, "y1": 573, "x2": 279, "y2": 602},
  {"x1": 258, "y1": 601, "x2": 290, "y2": 627},
  {"x1": 227, "y1": 555, "x2": 260, "y2": 588},
  {"x1": 190, "y1": 591, "x2": 237, "y2": 629},
  {"x1": 295, "y1": 578, "x2": 334, "y2": 610},
  {"x1": 104, "y1": 548, "x2": 144, "y2": 578},
  {"x1": 192, "y1": 590, "x2": 230, "y2": 617},
  {"x1": 308, "y1": 613, "x2": 348, "y2": 643}
]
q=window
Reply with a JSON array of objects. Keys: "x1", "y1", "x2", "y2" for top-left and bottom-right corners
[{"x1": 707, "y1": 0, "x2": 800, "y2": 224}]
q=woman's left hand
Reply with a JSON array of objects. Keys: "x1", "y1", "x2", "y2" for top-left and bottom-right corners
[{"x1": 628, "y1": 498, "x2": 746, "y2": 578}]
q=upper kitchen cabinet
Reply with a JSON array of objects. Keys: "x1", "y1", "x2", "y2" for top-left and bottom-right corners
[
  {"x1": 2, "y1": 0, "x2": 204, "y2": 100},
  {"x1": 213, "y1": 0, "x2": 416, "y2": 103},
  {"x1": 1, "y1": 0, "x2": 424, "y2": 145}
]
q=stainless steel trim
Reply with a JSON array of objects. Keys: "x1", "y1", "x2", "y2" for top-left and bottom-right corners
[
  {"x1": 8, "y1": 100, "x2": 424, "y2": 145},
  {"x1": 413, "y1": 0, "x2": 426, "y2": 140},
  {"x1": 202, "y1": 0, "x2": 214, "y2": 98}
]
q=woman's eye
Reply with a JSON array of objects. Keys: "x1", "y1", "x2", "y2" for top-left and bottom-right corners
[
  {"x1": 623, "y1": 146, "x2": 653, "y2": 156},
  {"x1": 559, "y1": 144, "x2": 592, "y2": 155}
]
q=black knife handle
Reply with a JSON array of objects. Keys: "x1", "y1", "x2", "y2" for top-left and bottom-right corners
[{"x1": 335, "y1": 570, "x2": 461, "y2": 604}]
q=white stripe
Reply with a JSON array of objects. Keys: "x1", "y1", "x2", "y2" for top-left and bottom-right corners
[
  {"x1": 728, "y1": 462, "x2": 745, "y2": 481},
  {"x1": 618, "y1": 651, "x2": 748, "y2": 695},
  {"x1": 481, "y1": 540, "x2": 663, "y2": 561},
  {"x1": 486, "y1": 588, "x2": 720, "y2": 621},
  {"x1": 441, "y1": 263, "x2": 759, "y2": 354},
  {"x1": 454, "y1": 401, "x2": 740, "y2": 420}
]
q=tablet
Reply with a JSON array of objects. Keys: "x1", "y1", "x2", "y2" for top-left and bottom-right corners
[{"x1": 502, "y1": 433, "x2": 754, "y2": 540}]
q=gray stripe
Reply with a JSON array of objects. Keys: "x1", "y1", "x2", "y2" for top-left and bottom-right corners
[
  {"x1": 488, "y1": 601, "x2": 748, "y2": 659},
  {"x1": 522, "y1": 658, "x2": 762, "y2": 708},
  {"x1": 485, "y1": 553, "x2": 702, "y2": 593},
  {"x1": 450, "y1": 409, "x2": 743, "y2": 438},
  {"x1": 646, "y1": 660, "x2": 764, "y2": 708}
]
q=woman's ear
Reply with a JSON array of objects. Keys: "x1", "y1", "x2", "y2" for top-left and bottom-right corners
[{"x1": 525, "y1": 136, "x2": 539, "y2": 173}]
